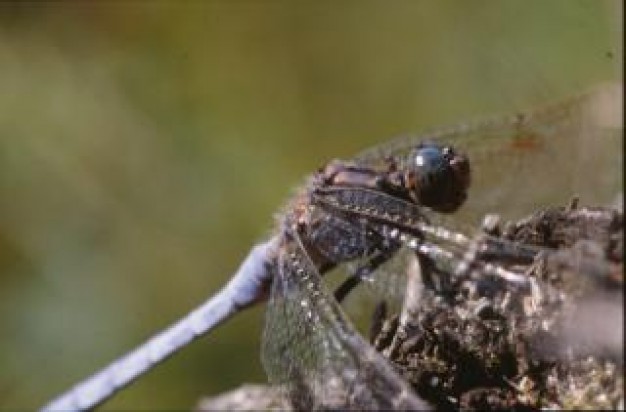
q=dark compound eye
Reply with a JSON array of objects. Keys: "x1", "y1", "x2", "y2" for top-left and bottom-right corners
[
  {"x1": 410, "y1": 143, "x2": 471, "y2": 213},
  {"x1": 414, "y1": 146, "x2": 449, "y2": 172}
]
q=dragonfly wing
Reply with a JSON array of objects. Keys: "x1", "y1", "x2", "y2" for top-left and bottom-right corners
[
  {"x1": 355, "y1": 83, "x2": 622, "y2": 227},
  {"x1": 261, "y1": 230, "x2": 429, "y2": 410}
]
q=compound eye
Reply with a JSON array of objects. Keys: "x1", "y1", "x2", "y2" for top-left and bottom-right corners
[
  {"x1": 414, "y1": 145, "x2": 447, "y2": 172},
  {"x1": 410, "y1": 142, "x2": 470, "y2": 213}
]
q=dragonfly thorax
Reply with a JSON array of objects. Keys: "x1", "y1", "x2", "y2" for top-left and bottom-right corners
[{"x1": 288, "y1": 143, "x2": 470, "y2": 268}]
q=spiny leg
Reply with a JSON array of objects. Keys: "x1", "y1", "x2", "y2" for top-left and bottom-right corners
[
  {"x1": 388, "y1": 228, "x2": 533, "y2": 288},
  {"x1": 333, "y1": 246, "x2": 399, "y2": 302}
]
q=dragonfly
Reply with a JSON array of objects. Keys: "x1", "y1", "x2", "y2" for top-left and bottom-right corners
[{"x1": 42, "y1": 83, "x2": 621, "y2": 411}]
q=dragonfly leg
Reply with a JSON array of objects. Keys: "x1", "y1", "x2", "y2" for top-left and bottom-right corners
[
  {"x1": 333, "y1": 247, "x2": 398, "y2": 302},
  {"x1": 383, "y1": 252, "x2": 423, "y2": 359},
  {"x1": 383, "y1": 247, "x2": 456, "y2": 359},
  {"x1": 368, "y1": 300, "x2": 388, "y2": 343},
  {"x1": 416, "y1": 251, "x2": 459, "y2": 298}
]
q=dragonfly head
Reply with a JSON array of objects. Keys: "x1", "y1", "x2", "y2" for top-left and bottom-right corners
[{"x1": 407, "y1": 142, "x2": 471, "y2": 213}]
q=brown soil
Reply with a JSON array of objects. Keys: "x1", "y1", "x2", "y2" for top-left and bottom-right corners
[{"x1": 371, "y1": 202, "x2": 623, "y2": 411}]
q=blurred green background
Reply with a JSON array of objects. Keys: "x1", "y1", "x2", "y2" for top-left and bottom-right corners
[{"x1": 0, "y1": 1, "x2": 621, "y2": 410}]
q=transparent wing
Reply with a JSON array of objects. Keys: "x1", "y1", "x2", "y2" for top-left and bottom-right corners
[
  {"x1": 355, "y1": 83, "x2": 622, "y2": 228},
  {"x1": 350, "y1": 247, "x2": 415, "y2": 306},
  {"x1": 260, "y1": 84, "x2": 622, "y2": 410},
  {"x1": 261, "y1": 230, "x2": 429, "y2": 410}
]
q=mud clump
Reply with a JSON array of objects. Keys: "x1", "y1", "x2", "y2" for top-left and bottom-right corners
[{"x1": 371, "y1": 203, "x2": 623, "y2": 410}]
